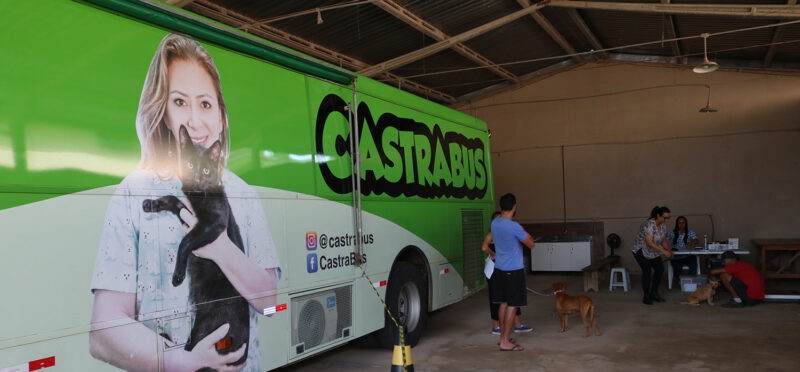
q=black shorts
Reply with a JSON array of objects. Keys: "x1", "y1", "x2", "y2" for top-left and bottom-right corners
[
  {"x1": 490, "y1": 268, "x2": 527, "y2": 307},
  {"x1": 730, "y1": 277, "x2": 754, "y2": 305}
]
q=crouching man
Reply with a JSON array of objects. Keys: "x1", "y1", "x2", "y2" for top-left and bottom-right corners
[{"x1": 709, "y1": 251, "x2": 765, "y2": 308}]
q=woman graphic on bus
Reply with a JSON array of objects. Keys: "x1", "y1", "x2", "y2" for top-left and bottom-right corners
[{"x1": 89, "y1": 33, "x2": 280, "y2": 372}]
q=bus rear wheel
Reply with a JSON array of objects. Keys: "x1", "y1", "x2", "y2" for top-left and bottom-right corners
[{"x1": 377, "y1": 262, "x2": 428, "y2": 349}]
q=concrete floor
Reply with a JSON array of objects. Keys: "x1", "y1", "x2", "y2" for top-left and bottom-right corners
[{"x1": 279, "y1": 273, "x2": 800, "y2": 371}]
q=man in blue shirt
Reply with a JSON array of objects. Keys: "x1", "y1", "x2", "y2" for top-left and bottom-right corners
[{"x1": 490, "y1": 193, "x2": 535, "y2": 351}]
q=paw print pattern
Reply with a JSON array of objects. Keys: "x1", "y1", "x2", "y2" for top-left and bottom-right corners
[
  {"x1": 119, "y1": 242, "x2": 135, "y2": 265},
  {"x1": 102, "y1": 245, "x2": 114, "y2": 259},
  {"x1": 142, "y1": 231, "x2": 152, "y2": 242},
  {"x1": 106, "y1": 218, "x2": 113, "y2": 228},
  {"x1": 167, "y1": 250, "x2": 176, "y2": 265},
  {"x1": 124, "y1": 217, "x2": 132, "y2": 226},
  {"x1": 165, "y1": 224, "x2": 180, "y2": 244},
  {"x1": 172, "y1": 329, "x2": 186, "y2": 345},
  {"x1": 121, "y1": 272, "x2": 132, "y2": 281}
]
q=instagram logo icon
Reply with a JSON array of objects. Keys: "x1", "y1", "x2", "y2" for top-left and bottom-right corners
[{"x1": 306, "y1": 232, "x2": 317, "y2": 251}]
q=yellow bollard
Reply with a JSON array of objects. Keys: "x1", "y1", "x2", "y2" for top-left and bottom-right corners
[{"x1": 390, "y1": 325, "x2": 414, "y2": 372}]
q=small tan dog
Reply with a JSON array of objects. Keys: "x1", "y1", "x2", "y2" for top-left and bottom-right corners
[
  {"x1": 552, "y1": 282, "x2": 601, "y2": 337},
  {"x1": 680, "y1": 279, "x2": 720, "y2": 306}
]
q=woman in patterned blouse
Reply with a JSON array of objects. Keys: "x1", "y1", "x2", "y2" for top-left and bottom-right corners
[{"x1": 632, "y1": 206, "x2": 675, "y2": 305}]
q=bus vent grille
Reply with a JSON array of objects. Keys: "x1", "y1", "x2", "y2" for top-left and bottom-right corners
[
  {"x1": 333, "y1": 285, "x2": 352, "y2": 339},
  {"x1": 461, "y1": 209, "x2": 485, "y2": 293}
]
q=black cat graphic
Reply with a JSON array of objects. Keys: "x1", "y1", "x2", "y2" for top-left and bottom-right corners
[{"x1": 142, "y1": 125, "x2": 248, "y2": 371}]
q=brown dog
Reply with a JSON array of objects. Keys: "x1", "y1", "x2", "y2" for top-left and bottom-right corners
[
  {"x1": 680, "y1": 279, "x2": 720, "y2": 306},
  {"x1": 552, "y1": 282, "x2": 601, "y2": 337}
]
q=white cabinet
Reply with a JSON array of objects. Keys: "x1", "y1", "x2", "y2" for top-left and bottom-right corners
[
  {"x1": 569, "y1": 242, "x2": 591, "y2": 270},
  {"x1": 531, "y1": 241, "x2": 591, "y2": 272},
  {"x1": 551, "y1": 244, "x2": 572, "y2": 271},
  {"x1": 531, "y1": 243, "x2": 554, "y2": 271}
]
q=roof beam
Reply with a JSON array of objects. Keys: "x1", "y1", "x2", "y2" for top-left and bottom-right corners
[
  {"x1": 374, "y1": 0, "x2": 519, "y2": 83},
  {"x1": 359, "y1": 2, "x2": 547, "y2": 77},
  {"x1": 165, "y1": 0, "x2": 196, "y2": 7},
  {"x1": 185, "y1": 0, "x2": 455, "y2": 103},
  {"x1": 516, "y1": 0, "x2": 581, "y2": 63},
  {"x1": 565, "y1": 9, "x2": 608, "y2": 59},
  {"x1": 548, "y1": 1, "x2": 800, "y2": 18},
  {"x1": 764, "y1": 23, "x2": 788, "y2": 68},
  {"x1": 661, "y1": 0, "x2": 684, "y2": 64},
  {"x1": 764, "y1": 0, "x2": 797, "y2": 67}
]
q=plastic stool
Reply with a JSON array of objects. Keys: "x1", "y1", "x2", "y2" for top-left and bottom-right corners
[{"x1": 609, "y1": 267, "x2": 631, "y2": 292}]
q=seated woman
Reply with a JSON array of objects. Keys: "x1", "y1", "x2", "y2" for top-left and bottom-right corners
[{"x1": 666, "y1": 216, "x2": 699, "y2": 286}]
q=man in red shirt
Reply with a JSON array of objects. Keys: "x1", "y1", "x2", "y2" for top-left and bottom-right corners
[{"x1": 710, "y1": 251, "x2": 765, "y2": 308}]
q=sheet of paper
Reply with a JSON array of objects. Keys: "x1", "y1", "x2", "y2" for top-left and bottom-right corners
[{"x1": 484, "y1": 256, "x2": 494, "y2": 279}]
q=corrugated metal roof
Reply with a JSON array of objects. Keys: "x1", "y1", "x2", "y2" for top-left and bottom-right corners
[
  {"x1": 539, "y1": 7, "x2": 595, "y2": 54},
  {"x1": 393, "y1": 49, "x2": 505, "y2": 97},
  {"x1": 397, "y1": 0, "x2": 522, "y2": 36},
  {"x1": 773, "y1": 24, "x2": 800, "y2": 62},
  {"x1": 676, "y1": 15, "x2": 775, "y2": 61},
  {"x1": 580, "y1": 9, "x2": 678, "y2": 56},
  {"x1": 673, "y1": 0, "x2": 787, "y2": 5},
  {"x1": 187, "y1": 0, "x2": 800, "y2": 104},
  {"x1": 464, "y1": 18, "x2": 569, "y2": 76}
]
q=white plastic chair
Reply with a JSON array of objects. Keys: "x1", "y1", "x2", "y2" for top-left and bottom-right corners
[
  {"x1": 667, "y1": 260, "x2": 696, "y2": 290},
  {"x1": 609, "y1": 267, "x2": 631, "y2": 292}
]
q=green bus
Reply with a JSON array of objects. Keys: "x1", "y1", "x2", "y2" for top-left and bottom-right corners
[{"x1": 0, "y1": 1, "x2": 494, "y2": 371}]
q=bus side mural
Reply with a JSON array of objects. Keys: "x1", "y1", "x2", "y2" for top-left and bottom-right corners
[{"x1": 0, "y1": 1, "x2": 493, "y2": 371}]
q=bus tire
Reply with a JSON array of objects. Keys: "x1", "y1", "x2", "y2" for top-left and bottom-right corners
[{"x1": 377, "y1": 262, "x2": 428, "y2": 350}]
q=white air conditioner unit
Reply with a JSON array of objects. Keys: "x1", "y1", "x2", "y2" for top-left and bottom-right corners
[{"x1": 291, "y1": 290, "x2": 338, "y2": 351}]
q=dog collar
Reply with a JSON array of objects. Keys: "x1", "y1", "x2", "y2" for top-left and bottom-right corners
[{"x1": 553, "y1": 290, "x2": 564, "y2": 295}]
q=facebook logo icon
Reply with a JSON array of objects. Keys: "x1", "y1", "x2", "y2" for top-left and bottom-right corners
[{"x1": 306, "y1": 253, "x2": 318, "y2": 273}]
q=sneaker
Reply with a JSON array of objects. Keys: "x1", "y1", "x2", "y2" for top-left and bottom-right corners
[
  {"x1": 514, "y1": 325, "x2": 533, "y2": 333},
  {"x1": 491, "y1": 327, "x2": 500, "y2": 335},
  {"x1": 722, "y1": 299, "x2": 744, "y2": 308}
]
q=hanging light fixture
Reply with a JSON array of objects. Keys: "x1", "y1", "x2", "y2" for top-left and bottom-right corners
[
  {"x1": 699, "y1": 103, "x2": 717, "y2": 112},
  {"x1": 316, "y1": 8, "x2": 323, "y2": 24},
  {"x1": 699, "y1": 84, "x2": 718, "y2": 113},
  {"x1": 693, "y1": 33, "x2": 719, "y2": 73}
]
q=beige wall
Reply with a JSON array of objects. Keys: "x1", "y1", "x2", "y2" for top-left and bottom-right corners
[{"x1": 460, "y1": 61, "x2": 800, "y2": 273}]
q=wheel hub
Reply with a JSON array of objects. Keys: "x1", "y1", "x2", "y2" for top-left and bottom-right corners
[{"x1": 398, "y1": 281, "x2": 420, "y2": 332}]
